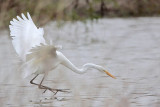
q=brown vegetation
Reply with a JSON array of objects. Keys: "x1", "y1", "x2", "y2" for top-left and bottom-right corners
[{"x1": 0, "y1": 0, "x2": 160, "y2": 28}]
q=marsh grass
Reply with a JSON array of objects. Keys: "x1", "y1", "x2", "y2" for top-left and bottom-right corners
[{"x1": 0, "y1": 0, "x2": 160, "y2": 28}]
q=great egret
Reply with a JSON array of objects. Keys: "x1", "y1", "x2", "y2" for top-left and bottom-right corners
[{"x1": 9, "y1": 12, "x2": 116, "y2": 94}]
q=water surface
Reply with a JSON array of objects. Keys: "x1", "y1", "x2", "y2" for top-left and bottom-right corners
[{"x1": 0, "y1": 17, "x2": 160, "y2": 107}]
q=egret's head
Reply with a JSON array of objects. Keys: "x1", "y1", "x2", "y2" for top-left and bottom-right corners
[
  {"x1": 97, "y1": 65, "x2": 116, "y2": 79},
  {"x1": 84, "y1": 63, "x2": 116, "y2": 79}
]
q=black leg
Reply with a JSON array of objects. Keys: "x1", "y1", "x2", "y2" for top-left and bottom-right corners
[
  {"x1": 30, "y1": 74, "x2": 51, "y2": 89},
  {"x1": 38, "y1": 75, "x2": 70, "y2": 94},
  {"x1": 30, "y1": 74, "x2": 70, "y2": 94},
  {"x1": 30, "y1": 74, "x2": 39, "y2": 85}
]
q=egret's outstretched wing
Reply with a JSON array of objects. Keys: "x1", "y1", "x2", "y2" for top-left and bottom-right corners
[{"x1": 9, "y1": 12, "x2": 46, "y2": 61}]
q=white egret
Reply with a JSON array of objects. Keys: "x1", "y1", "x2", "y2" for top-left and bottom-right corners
[{"x1": 9, "y1": 12, "x2": 116, "y2": 94}]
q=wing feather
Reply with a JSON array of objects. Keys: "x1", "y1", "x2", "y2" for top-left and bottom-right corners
[
  {"x1": 9, "y1": 12, "x2": 46, "y2": 61},
  {"x1": 21, "y1": 13, "x2": 28, "y2": 20}
]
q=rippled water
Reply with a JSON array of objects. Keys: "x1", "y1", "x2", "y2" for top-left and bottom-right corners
[{"x1": 0, "y1": 17, "x2": 160, "y2": 107}]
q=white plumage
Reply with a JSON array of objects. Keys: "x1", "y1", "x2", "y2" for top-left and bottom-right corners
[
  {"x1": 9, "y1": 12, "x2": 45, "y2": 61},
  {"x1": 9, "y1": 12, "x2": 115, "y2": 94}
]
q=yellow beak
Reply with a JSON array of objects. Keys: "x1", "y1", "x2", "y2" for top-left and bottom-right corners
[{"x1": 104, "y1": 70, "x2": 116, "y2": 79}]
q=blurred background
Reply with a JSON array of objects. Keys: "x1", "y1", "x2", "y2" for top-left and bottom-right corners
[
  {"x1": 1, "y1": 0, "x2": 160, "y2": 28},
  {"x1": 0, "y1": 0, "x2": 160, "y2": 107}
]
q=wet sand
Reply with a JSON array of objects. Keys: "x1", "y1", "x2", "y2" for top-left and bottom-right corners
[{"x1": 0, "y1": 17, "x2": 160, "y2": 107}]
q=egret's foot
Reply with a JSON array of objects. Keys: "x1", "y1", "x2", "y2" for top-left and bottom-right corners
[
  {"x1": 39, "y1": 85, "x2": 70, "y2": 94},
  {"x1": 43, "y1": 88, "x2": 70, "y2": 95}
]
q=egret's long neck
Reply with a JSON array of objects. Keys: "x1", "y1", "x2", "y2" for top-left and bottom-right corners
[{"x1": 59, "y1": 52, "x2": 100, "y2": 74}]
